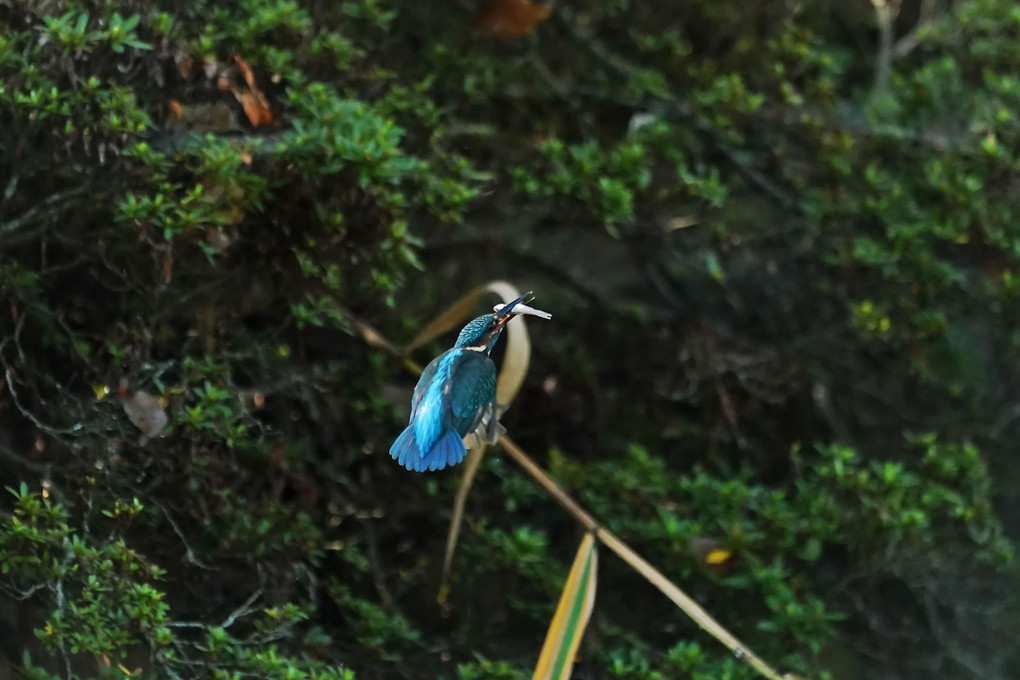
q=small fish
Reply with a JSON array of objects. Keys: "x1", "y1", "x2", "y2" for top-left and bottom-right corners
[{"x1": 492, "y1": 300, "x2": 552, "y2": 320}]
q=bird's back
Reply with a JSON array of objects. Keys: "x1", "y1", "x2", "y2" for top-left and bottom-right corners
[
  {"x1": 411, "y1": 349, "x2": 460, "y2": 455},
  {"x1": 411, "y1": 348, "x2": 495, "y2": 452}
]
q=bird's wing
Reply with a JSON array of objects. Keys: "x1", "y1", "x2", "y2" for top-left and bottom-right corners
[
  {"x1": 449, "y1": 353, "x2": 497, "y2": 437},
  {"x1": 411, "y1": 352, "x2": 446, "y2": 416}
]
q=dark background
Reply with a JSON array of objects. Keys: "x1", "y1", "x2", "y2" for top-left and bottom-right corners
[{"x1": 1, "y1": 1, "x2": 1018, "y2": 679}]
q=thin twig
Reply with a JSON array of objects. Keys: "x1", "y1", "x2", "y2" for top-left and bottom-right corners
[
  {"x1": 439, "y1": 444, "x2": 486, "y2": 593},
  {"x1": 870, "y1": 0, "x2": 901, "y2": 96},
  {"x1": 4, "y1": 369, "x2": 81, "y2": 436},
  {"x1": 0, "y1": 185, "x2": 92, "y2": 245},
  {"x1": 0, "y1": 443, "x2": 49, "y2": 473},
  {"x1": 892, "y1": 0, "x2": 938, "y2": 59},
  {"x1": 1, "y1": 582, "x2": 46, "y2": 601},
  {"x1": 53, "y1": 551, "x2": 74, "y2": 680},
  {"x1": 168, "y1": 588, "x2": 264, "y2": 631},
  {"x1": 221, "y1": 588, "x2": 263, "y2": 629},
  {"x1": 157, "y1": 503, "x2": 213, "y2": 570}
]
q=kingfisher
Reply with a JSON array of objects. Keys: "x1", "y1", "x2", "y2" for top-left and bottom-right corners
[{"x1": 390, "y1": 291, "x2": 551, "y2": 472}]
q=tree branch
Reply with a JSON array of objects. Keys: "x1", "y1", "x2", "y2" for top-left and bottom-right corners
[
  {"x1": 0, "y1": 185, "x2": 92, "y2": 247},
  {"x1": 870, "y1": 0, "x2": 902, "y2": 96}
]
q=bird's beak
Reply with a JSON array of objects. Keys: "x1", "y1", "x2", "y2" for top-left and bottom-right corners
[
  {"x1": 492, "y1": 292, "x2": 552, "y2": 322},
  {"x1": 493, "y1": 291, "x2": 535, "y2": 327}
]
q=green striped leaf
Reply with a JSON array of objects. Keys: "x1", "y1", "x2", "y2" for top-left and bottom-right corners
[{"x1": 532, "y1": 533, "x2": 598, "y2": 680}]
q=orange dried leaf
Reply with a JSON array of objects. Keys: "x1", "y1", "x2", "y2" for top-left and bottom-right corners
[
  {"x1": 178, "y1": 55, "x2": 193, "y2": 79},
  {"x1": 480, "y1": 0, "x2": 551, "y2": 40},
  {"x1": 234, "y1": 54, "x2": 256, "y2": 88},
  {"x1": 240, "y1": 90, "x2": 273, "y2": 127},
  {"x1": 167, "y1": 100, "x2": 184, "y2": 119}
]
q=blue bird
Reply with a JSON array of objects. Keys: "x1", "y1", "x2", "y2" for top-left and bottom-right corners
[{"x1": 390, "y1": 291, "x2": 550, "y2": 472}]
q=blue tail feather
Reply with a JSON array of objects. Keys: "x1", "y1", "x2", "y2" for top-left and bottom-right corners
[
  {"x1": 429, "y1": 429, "x2": 466, "y2": 471},
  {"x1": 390, "y1": 426, "x2": 422, "y2": 471},
  {"x1": 446, "y1": 436, "x2": 462, "y2": 468},
  {"x1": 390, "y1": 426, "x2": 465, "y2": 472}
]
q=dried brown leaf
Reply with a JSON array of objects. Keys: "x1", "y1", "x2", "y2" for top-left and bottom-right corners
[
  {"x1": 177, "y1": 55, "x2": 194, "y2": 79},
  {"x1": 239, "y1": 90, "x2": 273, "y2": 127},
  {"x1": 234, "y1": 54, "x2": 256, "y2": 88},
  {"x1": 439, "y1": 444, "x2": 487, "y2": 596},
  {"x1": 480, "y1": 0, "x2": 551, "y2": 40}
]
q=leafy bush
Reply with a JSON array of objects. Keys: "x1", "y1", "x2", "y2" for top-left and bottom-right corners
[{"x1": 2, "y1": 1, "x2": 1018, "y2": 679}]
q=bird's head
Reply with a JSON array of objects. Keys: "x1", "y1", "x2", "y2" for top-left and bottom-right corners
[{"x1": 454, "y1": 291, "x2": 549, "y2": 354}]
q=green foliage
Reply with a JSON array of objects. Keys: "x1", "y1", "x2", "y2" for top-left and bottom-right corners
[
  {"x1": 329, "y1": 583, "x2": 420, "y2": 652},
  {"x1": 3, "y1": 0, "x2": 1020, "y2": 679},
  {"x1": 483, "y1": 435, "x2": 1006, "y2": 676},
  {"x1": 0, "y1": 486, "x2": 349, "y2": 678},
  {"x1": 455, "y1": 656, "x2": 528, "y2": 680},
  {"x1": 0, "y1": 0, "x2": 478, "y2": 676},
  {"x1": 511, "y1": 123, "x2": 727, "y2": 238}
]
